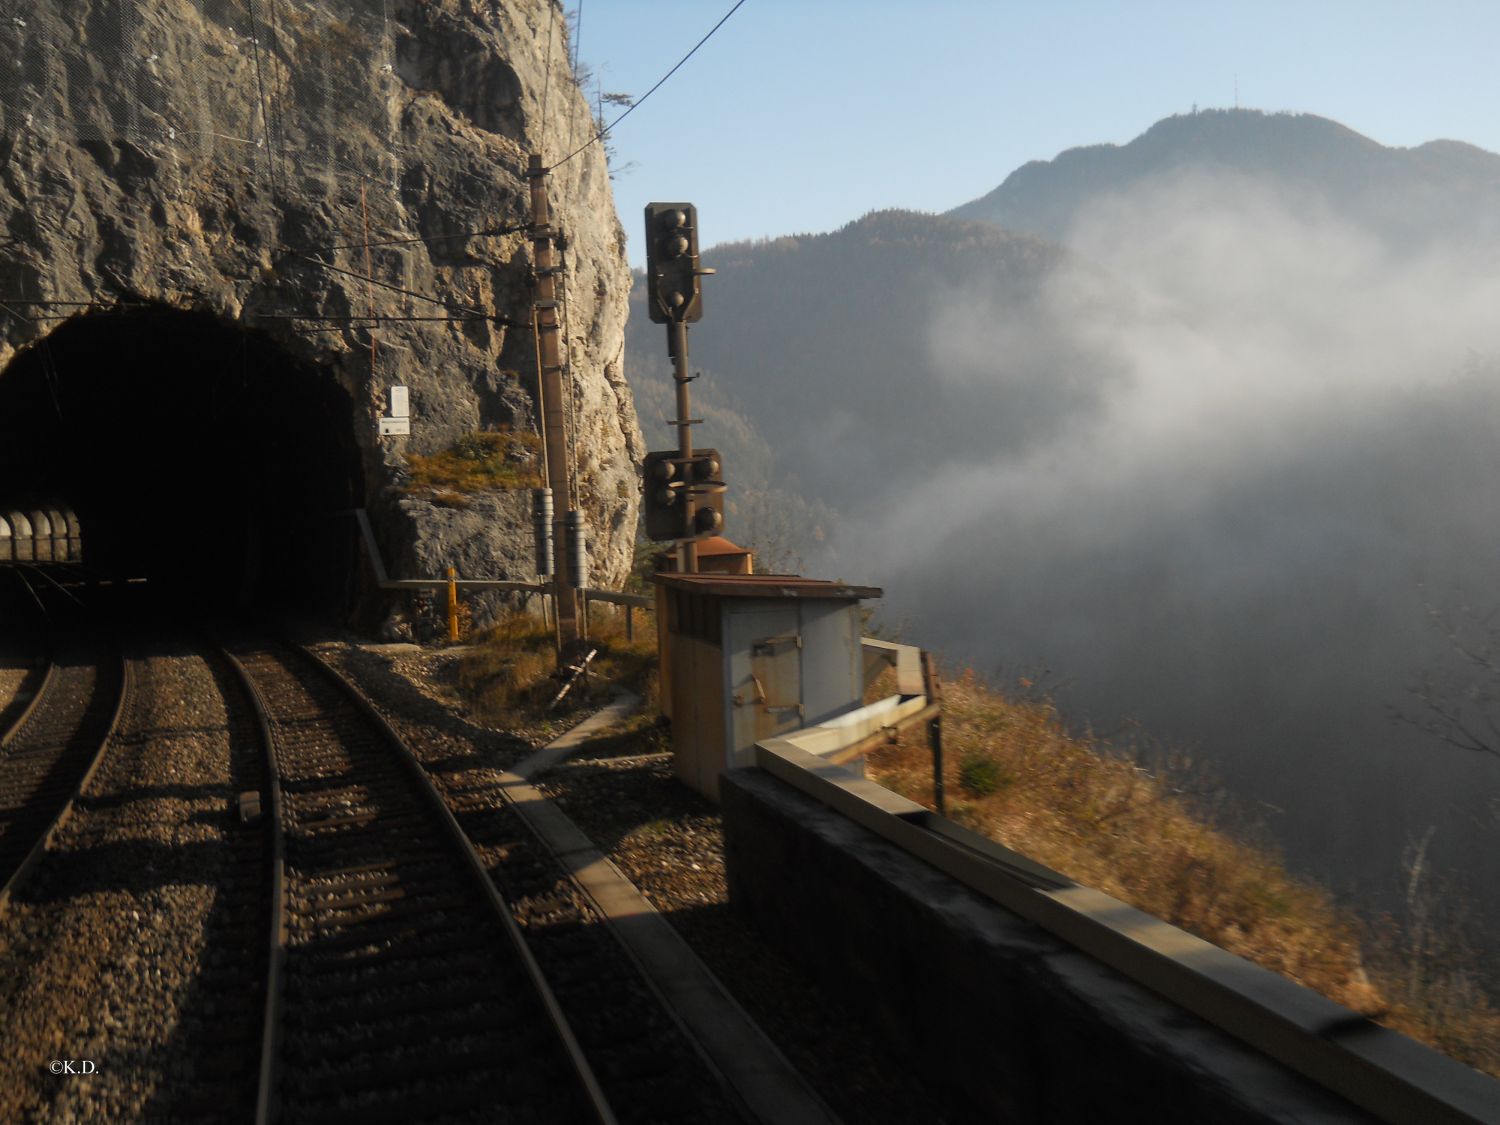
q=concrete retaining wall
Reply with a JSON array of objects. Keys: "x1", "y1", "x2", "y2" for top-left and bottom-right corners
[{"x1": 721, "y1": 767, "x2": 1374, "y2": 1123}]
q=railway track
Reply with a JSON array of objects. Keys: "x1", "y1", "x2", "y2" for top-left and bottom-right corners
[
  {"x1": 0, "y1": 618, "x2": 750, "y2": 1120},
  {"x1": 425, "y1": 748, "x2": 748, "y2": 1124},
  {"x1": 226, "y1": 636, "x2": 615, "y2": 1125},
  {"x1": 0, "y1": 568, "x2": 126, "y2": 908}
]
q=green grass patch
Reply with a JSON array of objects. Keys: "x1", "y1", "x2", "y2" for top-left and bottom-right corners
[{"x1": 957, "y1": 751, "x2": 1008, "y2": 796}]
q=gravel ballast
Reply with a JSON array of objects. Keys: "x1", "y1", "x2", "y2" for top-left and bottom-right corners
[{"x1": 0, "y1": 638, "x2": 263, "y2": 1123}]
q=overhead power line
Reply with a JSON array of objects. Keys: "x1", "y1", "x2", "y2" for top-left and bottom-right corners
[
  {"x1": 293, "y1": 255, "x2": 495, "y2": 319},
  {"x1": 548, "y1": 0, "x2": 748, "y2": 173}
]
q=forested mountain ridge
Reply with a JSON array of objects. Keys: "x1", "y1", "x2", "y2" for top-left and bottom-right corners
[
  {"x1": 949, "y1": 108, "x2": 1500, "y2": 249},
  {"x1": 627, "y1": 209, "x2": 1083, "y2": 518}
]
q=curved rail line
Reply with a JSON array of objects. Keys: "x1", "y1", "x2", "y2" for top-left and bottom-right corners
[
  {"x1": 225, "y1": 637, "x2": 616, "y2": 1125},
  {"x1": 0, "y1": 637, "x2": 127, "y2": 910}
]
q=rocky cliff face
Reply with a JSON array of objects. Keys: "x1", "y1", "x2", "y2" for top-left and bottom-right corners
[{"x1": 0, "y1": 0, "x2": 639, "y2": 609}]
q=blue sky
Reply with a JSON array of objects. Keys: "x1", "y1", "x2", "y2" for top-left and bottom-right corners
[{"x1": 572, "y1": 1, "x2": 1500, "y2": 266}]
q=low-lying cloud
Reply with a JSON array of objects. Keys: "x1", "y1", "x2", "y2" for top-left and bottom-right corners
[{"x1": 837, "y1": 170, "x2": 1500, "y2": 920}]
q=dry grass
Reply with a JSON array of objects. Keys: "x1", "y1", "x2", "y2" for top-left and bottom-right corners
[
  {"x1": 455, "y1": 611, "x2": 556, "y2": 723},
  {"x1": 866, "y1": 669, "x2": 1500, "y2": 1075},
  {"x1": 455, "y1": 603, "x2": 658, "y2": 730},
  {"x1": 405, "y1": 429, "x2": 542, "y2": 505},
  {"x1": 580, "y1": 604, "x2": 660, "y2": 712}
]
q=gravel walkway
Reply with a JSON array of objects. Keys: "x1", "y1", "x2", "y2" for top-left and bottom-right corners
[
  {"x1": 537, "y1": 752, "x2": 953, "y2": 1125},
  {"x1": 0, "y1": 637, "x2": 262, "y2": 1123}
]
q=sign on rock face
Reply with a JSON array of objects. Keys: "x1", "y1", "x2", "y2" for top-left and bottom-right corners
[{"x1": 379, "y1": 386, "x2": 410, "y2": 437}]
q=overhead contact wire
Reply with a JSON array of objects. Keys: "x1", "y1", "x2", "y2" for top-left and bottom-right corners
[
  {"x1": 245, "y1": 0, "x2": 277, "y2": 199},
  {"x1": 295, "y1": 255, "x2": 493, "y2": 319},
  {"x1": 540, "y1": 0, "x2": 557, "y2": 163},
  {"x1": 308, "y1": 224, "x2": 526, "y2": 254},
  {"x1": 548, "y1": 0, "x2": 748, "y2": 172}
]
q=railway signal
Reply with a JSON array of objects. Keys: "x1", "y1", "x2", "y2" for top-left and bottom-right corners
[
  {"x1": 687, "y1": 450, "x2": 726, "y2": 535},
  {"x1": 644, "y1": 203, "x2": 705, "y2": 324},
  {"x1": 641, "y1": 451, "x2": 682, "y2": 542},
  {"x1": 644, "y1": 200, "x2": 721, "y2": 571},
  {"x1": 641, "y1": 449, "x2": 726, "y2": 542}
]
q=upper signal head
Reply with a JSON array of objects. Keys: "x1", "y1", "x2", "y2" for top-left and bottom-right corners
[{"x1": 644, "y1": 202, "x2": 704, "y2": 323}]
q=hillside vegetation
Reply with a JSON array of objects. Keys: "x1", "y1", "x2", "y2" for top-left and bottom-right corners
[
  {"x1": 625, "y1": 209, "x2": 1077, "y2": 518},
  {"x1": 865, "y1": 669, "x2": 1500, "y2": 1077}
]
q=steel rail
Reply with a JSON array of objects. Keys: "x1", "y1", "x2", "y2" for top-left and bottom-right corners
[
  {"x1": 7, "y1": 565, "x2": 50, "y2": 618},
  {"x1": 16, "y1": 562, "x2": 85, "y2": 608},
  {"x1": 0, "y1": 661, "x2": 57, "y2": 752},
  {"x1": 233, "y1": 634, "x2": 616, "y2": 1124},
  {"x1": 0, "y1": 569, "x2": 58, "y2": 750},
  {"x1": 0, "y1": 646, "x2": 129, "y2": 913},
  {"x1": 223, "y1": 650, "x2": 286, "y2": 1125},
  {"x1": 292, "y1": 642, "x2": 618, "y2": 1125}
]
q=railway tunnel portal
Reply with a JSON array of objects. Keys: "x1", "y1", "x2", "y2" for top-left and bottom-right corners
[
  {"x1": 0, "y1": 306, "x2": 363, "y2": 612},
  {"x1": 0, "y1": 0, "x2": 638, "y2": 626}
]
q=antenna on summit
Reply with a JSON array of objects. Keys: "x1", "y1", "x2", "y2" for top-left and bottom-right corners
[{"x1": 1234, "y1": 74, "x2": 1239, "y2": 109}]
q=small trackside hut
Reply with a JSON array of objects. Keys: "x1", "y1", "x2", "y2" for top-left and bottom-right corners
[{"x1": 656, "y1": 572, "x2": 882, "y2": 800}]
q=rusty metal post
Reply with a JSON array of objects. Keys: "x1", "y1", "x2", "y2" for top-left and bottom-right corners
[
  {"x1": 625, "y1": 604, "x2": 634, "y2": 643},
  {"x1": 931, "y1": 713, "x2": 945, "y2": 816},
  {"x1": 922, "y1": 651, "x2": 945, "y2": 815},
  {"x1": 446, "y1": 567, "x2": 460, "y2": 643},
  {"x1": 669, "y1": 319, "x2": 698, "y2": 573},
  {"x1": 528, "y1": 154, "x2": 580, "y2": 647}
]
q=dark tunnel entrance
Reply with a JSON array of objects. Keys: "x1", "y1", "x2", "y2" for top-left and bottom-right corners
[{"x1": 0, "y1": 306, "x2": 365, "y2": 616}]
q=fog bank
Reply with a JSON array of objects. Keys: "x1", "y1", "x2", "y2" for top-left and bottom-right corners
[{"x1": 835, "y1": 171, "x2": 1500, "y2": 922}]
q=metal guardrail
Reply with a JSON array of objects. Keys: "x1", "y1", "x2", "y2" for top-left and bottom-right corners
[
  {"x1": 582, "y1": 589, "x2": 654, "y2": 610},
  {"x1": 753, "y1": 715, "x2": 1500, "y2": 1125},
  {"x1": 352, "y1": 506, "x2": 649, "y2": 607}
]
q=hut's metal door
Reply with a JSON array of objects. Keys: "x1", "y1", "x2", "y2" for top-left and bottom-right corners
[{"x1": 730, "y1": 607, "x2": 804, "y2": 751}]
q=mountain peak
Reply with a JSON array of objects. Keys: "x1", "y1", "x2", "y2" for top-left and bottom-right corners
[{"x1": 948, "y1": 109, "x2": 1500, "y2": 247}]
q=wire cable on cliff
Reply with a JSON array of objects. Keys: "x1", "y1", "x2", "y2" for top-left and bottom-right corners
[{"x1": 547, "y1": 0, "x2": 748, "y2": 173}]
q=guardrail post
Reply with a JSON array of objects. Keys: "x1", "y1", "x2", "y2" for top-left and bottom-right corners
[
  {"x1": 446, "y1": 567, "x2": 459, "y2": 643},
  {"x1": 922, "y1": 651, "x2": 945, "y2": 815}
]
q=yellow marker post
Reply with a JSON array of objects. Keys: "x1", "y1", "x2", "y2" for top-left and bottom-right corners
[{"x1": 446, "y1": 567, "x2": 460, "y2": 642}]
